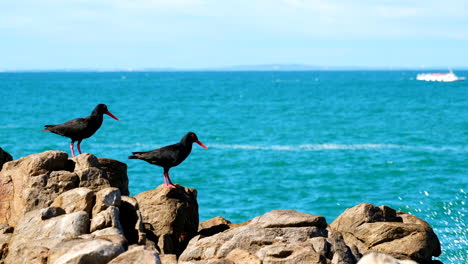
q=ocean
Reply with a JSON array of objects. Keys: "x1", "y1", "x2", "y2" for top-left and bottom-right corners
[{"x1": 0, "y1": 71, "x2": 467, "y2": 263}]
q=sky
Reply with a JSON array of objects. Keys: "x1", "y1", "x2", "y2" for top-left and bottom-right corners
[{"x1": 1, "y1": 0, "x2": 468, "y2": 70}]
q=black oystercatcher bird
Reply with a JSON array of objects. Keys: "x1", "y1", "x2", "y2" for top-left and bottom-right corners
[
  {"x1": 42, "y1": 104, "x2": 119, "y2": 157},
  {"x1": 128, "y1": 132, "x2": 208, "y2": 188}
]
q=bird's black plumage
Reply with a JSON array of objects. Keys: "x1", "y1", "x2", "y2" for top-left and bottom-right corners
[
  {"x1": 129, "y1": 132, "x2": 208, "y2": 188},
  {"x1": 42, "y1": 104, "x2": 119, "y2": 156}
]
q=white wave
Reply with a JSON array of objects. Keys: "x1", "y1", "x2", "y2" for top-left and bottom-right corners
[
  {"x1": 80, "y1": 142, "x2": 468, "y2": 153},
  {"x1": 209, "y1": 143, "x2": 468, "y2": 152}
]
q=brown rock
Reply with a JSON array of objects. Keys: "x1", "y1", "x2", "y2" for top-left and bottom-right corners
[
  {"x1": 0, "y1": 224, "x2": 13, "y2": 262},
  {"x1": 98, "y1": 158, "x2": 129, "y2": 195},
  {"x1": 4, "y1": 208, "x2": 89, "y2": 264},
  {"x1": 0, "y1": 151, "x2": 78, "y2": 226},
  {"x1": 330, "y1": 203, "x2": 441, "y2": 263},
  {"x1": 51, "y1": 187, "x2": 95, "y2": 215},
  {"x1": 48, "y1": 238, "x2": 125, "y2": 264},
  {"x1": 92, "y1": 187, "x2": 121, "y2": 216},
  {"x1": 120, "y1": 196, "x2": 146, "y2": 245},
  {"x1": 198, "y1": 216, "x2": 231, "y2": 237},
  {"x1": 179, "y1": 209, "x2": 328, "y2": 263},
  {"x1": 358, "y1": 252, "x2": 418, "y2": 264},
  {"x1": 0, "y1": 151, "x2": 113, "y2": 227},
  {"x1": 135, "y1": 185, "x2": 198, "y2": 256},
  {"x1": 90, "y1": 206, "x2": 122, "y2": 232},
  {"x1": 108, "y1": 245, "x2": 161, "y2": 264},
  {"x1": 199, "y1": 216, "x2": 231, "y2": 231},
  {"x1": 159, "y1": 254, "x2": 178, "y2": 264},
  {"x1": 71, "y1": 153, "x2": 101, "y2": 171},
  {"x1": 89, "y1": 227, "x2": 128, "y2": 250},
  {"x1": 72, "y1": 153, "x2": 111, "y2": 191},
  {"x1": 225, "y1": 248, "x2": 261, "y2": 264},
  {"x1": 327, "y1": 230, "x2": 358, "y2": 264},
  {"x1": 250, "y1": 209, "x2": 327, "y2": 228},
  {"x1": 76, "y1": 167, "x2": 111, "y2": 191},
  {"x1": 0, "y1": 148, "x2": 13, "y2": 171}
]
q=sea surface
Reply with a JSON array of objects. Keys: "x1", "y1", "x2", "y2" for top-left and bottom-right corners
[{"x1": 1, "y1": 71, "x2": 467, "y2": 263}]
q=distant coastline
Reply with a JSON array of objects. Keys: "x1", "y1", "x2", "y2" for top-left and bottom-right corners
[{"x1": 2, "y1": 64, "x2": 468, "y2": 72}]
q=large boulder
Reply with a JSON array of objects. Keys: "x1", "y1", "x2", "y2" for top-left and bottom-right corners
[
  {"x1": 179, "y1": 209, "x2": 330, "y2": 264},
  {"x1": 0, "y1": 151, "x2": 77, "y2": 226},
  {"x1": 0, "y1": 148, "x2": 13, "y2": 171},
  {"x1": 0, "y1": 151, "x2": 117, "y2": 227},
  {"x1": 135, "y1": 185, "x2": 198, "y2": 256},
  {"x1": 4, "y1": 208, "x2": 90, "y2": 264},
  {"x1": 98, "y1": 158, "x2": 129, "y2": 195},
  {"x1": 330, "y1": 203, "x2": 441, "y2": 263}
]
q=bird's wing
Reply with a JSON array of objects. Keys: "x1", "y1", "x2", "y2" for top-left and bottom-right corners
[
  {"x1": 134, "y1": 143, "x2": 180, "y2": 165},
  {"x1": 46, "y1": 117, "x2": 89, "y2": 136}
]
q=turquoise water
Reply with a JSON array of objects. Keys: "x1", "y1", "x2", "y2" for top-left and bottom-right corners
[{"x1": 1, "y1": 71, "x2": 467, "y2": 263}]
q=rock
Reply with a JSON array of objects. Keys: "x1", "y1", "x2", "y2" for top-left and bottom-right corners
[
  {"x1": 225, "y1": 248, "x2": 261, "y2": 264},
  {"x1": 2, "y1": 150, "x2": 69, "y2": 176},
  {"x1": 179, "y1": 209, "x2": 328, "y2": 263},
  {"x1": 71, "y1": 153, "x2": 101, "y2": 171},
  {"x1": 330, "y1": 203, "x2": 441, "y2": 263},
  {"x1": 159, "y1": 254, "x2": 178, "y2": 264},
  {"x1": 250, "y1": 209, "x2": 327, "y2": 228},
  {"x1": 198, "y1": 216, "x2": 231, "y2": 237},
  {"x1": 4, "y1": 208, "x2": 89, "y2": 264},
  {"x1": 98, "y1": 158, "x2": 129, "y2": 196},
  {"x1": 72, "y1": 154, "x2": 111, "y2": 191},
  {"x1": 327, "y1": 230, "x2": 358, "y2": 264},
  {"x1": 135, "y1": 185, "x2": 198, "y2": 256},
  {"x1": 93, "y1": 187, "x2": 121, "y2": 216},
  {"x1": 108, "y1": 245, "x2": 161, "y2": 264},
  {"x1": 48, "y1": 238, "x2": 125, "y2": 264},
  {"x1": 51, "y1": 187, "x2": 95, "y2": 215},
  {"x1": 41, "y1": 206, "x2": 66, "y2": 220},
  {"x1": 0, "y1": 224, "x2": 13, "y2": 262},
  {"x1": 90, "y1": 206, "x2": 122, "y2": 232},
  {"x1": 0, "y1": 147, "x2": 13, "y2": 171},
  {"x1": 120, "y1": 196, "x2": 146, "y2": 245},
  {"x1": 311, "y1": 237, "x2": 332, "y2": 259},
  {"x1": 76, "y1": 167, "x2": 111, "y2": 191},
  {"x1": 0, "y1": 151, "x2": 113, "y2": 227},
  {"x1": 0, "y1": 151, "x2": 76, "y2": 226},
  {"x1": 90, "y1": 227, "x2": 128, "y2": 250},
  {"x1": 358, "y1": 252, "x2": 419, "y2": 264}
]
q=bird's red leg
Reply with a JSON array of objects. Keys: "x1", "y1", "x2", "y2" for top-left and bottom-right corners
[
  {"x1": 77, "y1": 140, "x2": 82, "y2": 154},
  {"x1": 70, "y1": 142, "x2": 76, "y2": 157},
  {"x1": 164, "y1": 171, "x2": 177, "y2": 188}
]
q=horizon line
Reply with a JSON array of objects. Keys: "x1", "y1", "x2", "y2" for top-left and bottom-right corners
[{"x1": 2, "y1": 64, "x2": 468, "y2": 72}]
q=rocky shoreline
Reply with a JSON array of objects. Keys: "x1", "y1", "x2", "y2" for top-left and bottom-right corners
[{"x1": 0, "y1": 149, "x2": 442, "y2": 264}]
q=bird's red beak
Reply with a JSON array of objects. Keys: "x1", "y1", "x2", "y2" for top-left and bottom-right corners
[
  {"x1": 196, "y1": 140, "x2": 208, "y2": 149},
  {"x1": 105, "y1": 111, "x2": 119, "y2": 121}
]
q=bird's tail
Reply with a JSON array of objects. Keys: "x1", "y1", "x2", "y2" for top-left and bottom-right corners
[
  {"x1": 128, "y1": 152, "x2": 143, "y2": 159},
  {"x1": 41, "y1": 125, "x2": 54, "y2": 132}
]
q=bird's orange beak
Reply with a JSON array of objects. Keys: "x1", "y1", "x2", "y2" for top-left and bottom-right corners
[
  {"x1": 105, "y1": 111, "x2": 119, "y2": 121},
  {"x1": 196, "y1": 140, "x2": 208, "y2": 149}
]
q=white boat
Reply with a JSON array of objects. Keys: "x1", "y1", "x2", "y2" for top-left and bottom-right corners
[{"x1": 416, "y1": 70, "x2": 466, "y2": 82}]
